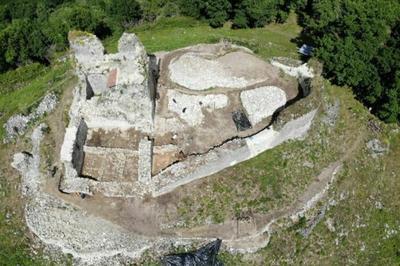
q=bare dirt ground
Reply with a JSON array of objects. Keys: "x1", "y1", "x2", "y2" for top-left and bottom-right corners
[{"x1": 86, "y1": 128, "x2": 145, "y2": 150}]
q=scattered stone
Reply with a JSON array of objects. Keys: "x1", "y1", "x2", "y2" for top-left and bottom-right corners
[
  {"x1": 5, "y1": 212, "x2": 12, "y2": 222},
  {"x1": 322, "y1": 100, "x2": 340, "y2": 127},
  {"x1": 298, "y1": 206, "x2": 326, "y2": 237},
  {"x1": 368, "y1": 119, "x2": 382, "y2": 133},
  {"x1": 303, "y1": 161, "x2": 314, "y2": 168},
  {"x1": 167, "y1": 90, "x2": 228, "y2": 126},
  {"x1": 375, "y1": 201, "x2": 383, "y2": 210},
  {"x1": 339, "y1": 191, "x2": 348, "y2": 201},
  {"x1": 366, "y1": 139, "x2": 388, "y2": 158},
  {"x1": 325, "y1": 218, "x2": 336, "y2": 232},
  {"x1": 270, "y1": 59, "x2": 314, "y2": 79},
  {"x1": 11, "y1": 152, "x2": 34, "y2": 175},
  {"x1": 3, "y1": 93, "x2": 57, "y2": 142},
  {"x1": 360, "y1": 242, "x2": 366, "y2": 252},
  {"x1": 328, "y1": 198, "x2": 337, "y2": 206},
  {"x1": 11, "y1": 124, "x2": 47, "y2": 197},
  {"x1": 383, "y1": 223, "x2": 398, "y2": 240}
]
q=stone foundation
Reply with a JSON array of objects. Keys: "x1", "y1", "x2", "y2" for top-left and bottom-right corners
[{"x1": 60, "y1": 32, "x2": 315, "y2": 198}]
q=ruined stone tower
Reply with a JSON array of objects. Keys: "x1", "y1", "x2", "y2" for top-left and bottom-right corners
[{"x1": 60, "y1": 32, "x2": 156, "y2": 196}]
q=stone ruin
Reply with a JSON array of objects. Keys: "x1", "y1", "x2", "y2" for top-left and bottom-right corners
[
  {"x1": 60, "y1": 31, "x2": 315, "y2": 198},
  {"x1": 60, "y1": 32, "x2": 154, "y2": 197},
  {"x1": 10, "y1": 32, "x2": 322, "y2": 264}
]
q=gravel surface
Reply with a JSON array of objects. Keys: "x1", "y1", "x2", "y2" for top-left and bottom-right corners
[
  {"x1": 169, "y1": 53, "x2": 261, "y2": 90},
  {"x1": 240, "y1": 86, "x2": 287, "y2": 125},
  {"x1": 167, "y1": 90, "x2": 228, "y2": 126}
]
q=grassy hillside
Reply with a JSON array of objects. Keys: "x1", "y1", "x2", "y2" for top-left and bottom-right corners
[
  {"x1": 0, "y1": 14, "x2": 399, "y2": 265},
  {"x1": 0, "y1": 62, "x2": 73, "y2": 140}
]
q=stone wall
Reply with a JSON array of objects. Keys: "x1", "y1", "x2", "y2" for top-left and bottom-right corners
[
  {"x1": 60, "y1": 119, "x2": 91, "y2": 194},
  {"x1": 138, "y1": 138, "x2": 153, "y2": 184},
  {"x1": 59, "y1": 31, "x2": 155, "y2": 197},
  {"x1": 3, "y1": 93, "x2": 58, "y2": 142}
]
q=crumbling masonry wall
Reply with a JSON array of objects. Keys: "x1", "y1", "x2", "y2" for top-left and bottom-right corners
[
  {"x1": 138, "y1": 138, "x2": 153, "y2": 184},
  {"x1": 60, "y1": 119, "x2": 92, "y2": 194},
  {"x1": 59, "y1": 31, "x2": 156, "y2": 197}
]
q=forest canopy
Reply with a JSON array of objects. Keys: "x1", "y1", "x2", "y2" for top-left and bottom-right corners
[{"x1": 0, "y1": 0, "x2": 399, "y2": 123}]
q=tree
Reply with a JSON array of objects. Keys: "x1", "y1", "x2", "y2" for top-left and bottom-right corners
[
  {"x1": 179, "y1": 0, "x2": 204, "y2": 18},
  {"x1": 232, "y1": 0, "x2": 281, "y2": 28},
  {"x1": 107, "y1": 0, "x2": 142, "y2": 28},
  {"x1": 303, "y1": 0, "x2": 400, "y2": 122},
  {"x1": 47, "y1": 4, "x2": 111, "y2": 50},
  {"x1": 0, "y1": 19, "x2": 49, "y2": 70},
  {"x1": 206, "y1": 0, "x2": 231, "y2": 28}
]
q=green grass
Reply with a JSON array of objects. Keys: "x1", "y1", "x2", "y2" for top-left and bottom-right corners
[
  {"x1": 103, "y1": 15, "x2": 301, "y2": 60},
  {"x1": 0, "y1": 61, "x2": 73, "y2": 140},
  {"x1": 0, "y1": 63, "x2": 48, "y2": 94},
  {"x1": 0, "y1": 208, "x2": 51, "y2": 265}
]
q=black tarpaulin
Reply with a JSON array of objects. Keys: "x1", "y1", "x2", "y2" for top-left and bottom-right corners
[
  {"x1": 162, "y1": 239, "x2": 224, "y2": 266},
  {"x1": 232, "y1": 110, "x2": 252, "y2": 131}
]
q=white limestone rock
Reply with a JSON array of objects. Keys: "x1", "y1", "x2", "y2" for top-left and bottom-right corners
[
  {"x1": 87, "y1": 74, "x2": 107, "y2": 95},
  {"x1": 240, "y1": 86, "x2": 287, "y2": 125},
  {"x1": 138, "y1": 138, "x2": 153, "y2": 184},
  {"x1": 118, "y1": 33, "x2": 146, "y2": 59},
  {"x1": 11, "y1": 152, "x2": 34, "y2": 176},
  {"x1": 167, "y1": 90, "x2": 228, "y2": 126},
  {"x1": 69, "y1": 32, "x2": 105, "y2": 68},
  {"x1": 81, "y1": 84, "x2": 154, "y2": 132},
  {"x1": 169, "y1": 53, "x2": 254, "y2": 90},
  {"x1": 271, "y1": 60, "x2": 314, "y2": 79}
]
